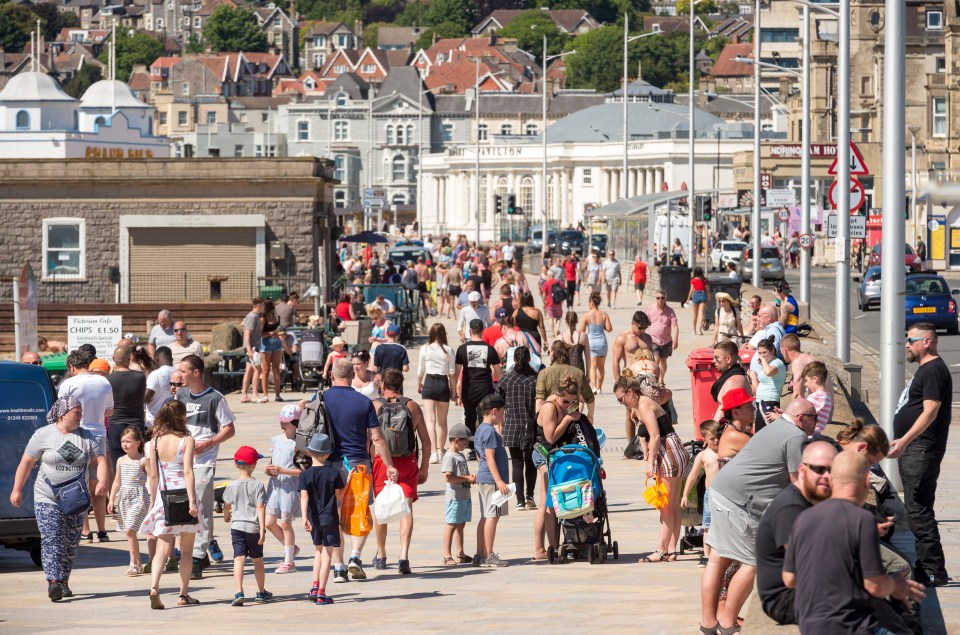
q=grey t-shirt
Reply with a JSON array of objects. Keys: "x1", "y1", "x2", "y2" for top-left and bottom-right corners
[
  {"x1": 26, "y1": 425, "x2": 103, "y2": 506},
  {"x1": 149, "y1": 324, "x2": 176, "y2": 349},
  {"x1": 222, "y1": 477, "x2": 266, "y2": 534},
  {"x1": 275, "y1": 302, "x2": 295, "y2": 329},
  {"x1": 710, "y1": 417, "x2": 804, "y2": 514},
  {"x1": 602, "y1": 259, "x2": 621, "y2": 282},
  {"x1": 243, "y1": 310, "x2": 262, "y2": 349},
  {"x1": 442, "y1": 450, "x2": 471, "y2": 501}
]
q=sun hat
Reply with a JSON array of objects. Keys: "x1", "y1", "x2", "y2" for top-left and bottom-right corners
[
  {"x1": 715, "y1": 292, "x2": 735, "y2": 305},
  {"x1": 279, "y1": 404, "x2": 302, "y2": 423},
  {"x1": 721, "y1": 387, "x2": 756, "y2": 411}
]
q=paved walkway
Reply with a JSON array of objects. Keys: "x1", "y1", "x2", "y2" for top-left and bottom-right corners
[{"x1": 1, "y1": 281, "x2": 957, "y2": 633}]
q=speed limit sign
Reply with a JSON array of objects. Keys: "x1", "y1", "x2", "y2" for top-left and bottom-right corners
[{"x1": 798, "y1": 233, "x2": 814, "y2": 249}]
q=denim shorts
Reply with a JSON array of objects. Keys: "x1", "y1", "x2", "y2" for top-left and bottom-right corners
[
  {"x1": 259, "y1": 336, "x2": 282, "y2": 353},
  {"x1": 691, "y1": 290, "x2": 707, "y2": 304},
  {"x1": 532, "y1": 449, "x2": 546, "y2": 470},
  {"x1": 445, "y1": 498, "x2": 472, "y2": 524},
  {"x1": 702, "y1": 488, "x2": 712, "y2": 529}
]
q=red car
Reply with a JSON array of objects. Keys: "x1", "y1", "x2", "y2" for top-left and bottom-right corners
[{"x1": 867, "y1": 243, "x2": 922, "y2": 273}]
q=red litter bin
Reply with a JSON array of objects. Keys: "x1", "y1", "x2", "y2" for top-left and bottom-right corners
[{"x1": 685, "y1": 346, "x2": 756, "y2": 440}]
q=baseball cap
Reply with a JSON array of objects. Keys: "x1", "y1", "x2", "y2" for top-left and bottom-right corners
[
  {"x1": 234, "y1": 446, "x2": 263, "y2": 464},
  {"x1": 448, "y1": 423, "x2": 473, "y2": 440},
  {"x1": 279, "y1": 404, "x2": 302, "y2": 423},
  {"x1": 721, "y1": 387, "x2": 756, "y2": 411},
  {"x1": 468, "y1": 291, "x2": 481, "y2": 302},
  {"x1": 386, "y1": 324, "x2": 401, "y2": 336},
  {"x1": 494, "y1": 307, "x2": 507, "y2": 324},
  {"x1": 89, "y1": 358, "x2": 110, "y2": 373}
]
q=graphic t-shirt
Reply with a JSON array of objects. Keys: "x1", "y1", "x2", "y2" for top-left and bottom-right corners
[
  {"x1": 455, "y1": 341, "x2": 500, "y2": 398},
  {"x1": 222, "y1": 478, "x2": 266, "y2": 533},
  {"x1": 442, "y1": 450, "x2": 471, "y2": 501},
  {"x1": 26, "y1": 425, "x2": 103, "y2": 505},
  {"x1": 176, "y1": 387, "x2": 236, "y2": 467},
  {"x1": 893, "y1": 356, "x2": 952, "y2": 450},
  {"x1": 59, "y1": 373, "x2": 114, "y2": 436},
  {"x1": 298, "y1": 465, "x2": 344, "y2": 528}
]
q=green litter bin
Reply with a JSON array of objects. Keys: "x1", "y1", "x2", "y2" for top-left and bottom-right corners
[
  {"x1": 259, "y1": 285, "x2": 284, "y2": 301},
  {"x1": 41, "y1": 351, "x2": 68, "y2": 386}
]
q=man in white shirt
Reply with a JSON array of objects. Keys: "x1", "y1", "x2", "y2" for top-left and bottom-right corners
[
  {"x1": 458, "y1": 291, "x2": 492, "y2": 341},
  {"x1": 169, "y1": 321, "x2": 205, "y2": 364},
  {"x1": 746, "y1": 305, "x2": 786, "y2": 355},
  {"x1": 148, "y1": 309, "x2": 176, "y2": 358},
  {"x1": 58, "y1": 348, "x2": 114, "y2": 541},
  {"x1": 144, "y1": 346, "x2": 175, "y2": 427},
  {"x1": 501, "y1": 239, "x2": 516, "y2": 264}
]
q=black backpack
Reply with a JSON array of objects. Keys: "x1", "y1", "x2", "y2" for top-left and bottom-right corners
[
  {"x1": 551, "y1": 282, "x2": 567, "y2": 305},
  {"x1": 295, "y1": 392, "x2": 334, "y2": 468},
  {"x1": 375, "y1": 396, "x2": 417, "y2": 457}
]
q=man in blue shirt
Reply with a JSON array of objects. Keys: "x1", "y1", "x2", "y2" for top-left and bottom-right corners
[{"x1": 323, "y1": 358, "x2": 397, "y2": 583}]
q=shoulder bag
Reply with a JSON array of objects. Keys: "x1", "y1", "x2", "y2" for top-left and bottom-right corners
[
  {"x1": 155, "y1": 438, "x2": 198, "y2": 526},
  {"x1": 45, "y1": 464, "x2": 90, "y2": 516}
]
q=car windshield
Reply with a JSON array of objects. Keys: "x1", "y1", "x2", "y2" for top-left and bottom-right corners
[
  {"x1": 559, "y1": 231, "x2": 582, "y2": 240},
  {"x1": 760, "y1": 248, "x2": 780, "y2": 259},
  {"x1": 724, "y1": 242, "x2": 747, "y2": 252},
  {"x1": 866, "y1": 271, "x2": 881, "y2": 283}
]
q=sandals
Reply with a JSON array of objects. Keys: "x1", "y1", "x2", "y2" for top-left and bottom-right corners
[
  {"x1": 149, "y1": 587, "x2": 164, "y2": 610},
  {"x1": 699, "y1": 625, "x2": 719, "y2": 635},
  {"x1": 177, "y1": 594, "x2": 200, "y2": 606},
  {"x1": 125, "y1": 564, "x2": 142, "y2": 576},
  {"x1": 531, "y1": 550, "x2": 549, "y2": 561},
  {"x1": 456, "y1": 554, "x2": 472, "y2": 564},
  {"x1": 256, "y1": 396, "x2": 269, "y2": 404},
  {"x1": 663, "y1": 552, "x2": 678, "y2": 562},
  {"x1": 442, "y1": 556, "x2": 458, "y2": 566},
  {"x1": 639, "y1": 551, "x2": 666, "y2": 563}
]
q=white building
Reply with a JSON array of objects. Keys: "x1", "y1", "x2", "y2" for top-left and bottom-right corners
[{"x1": 0, "y1": 72, "x2": 169, "y2": 159}]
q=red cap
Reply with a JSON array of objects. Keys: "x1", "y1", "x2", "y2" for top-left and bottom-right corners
[
  {"x1": 233, "y1": 446, "x2": 263, "y2": 464},
  {"x1": 721, "y1": 387, "x2": 755, "y2": 411}
]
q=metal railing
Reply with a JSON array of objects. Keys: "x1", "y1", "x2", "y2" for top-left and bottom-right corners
[{"x1": 128, "y1": 273, "x2": 317, "y2": 303}]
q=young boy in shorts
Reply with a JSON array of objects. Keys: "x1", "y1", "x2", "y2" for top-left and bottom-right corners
[
  {"x1": 222, "y1": 445, "x2": 273, "y2": 606},
  {"x1": 473, "y1": 394, "x2": 510, "y2": 568},
  {"x1": 680, "y1": 420, "x2": 721, "y2": 567},
  {"x1": 298, "y1": 433, "x2": 345, "y2": 605},
  {"x1": 442, "y1": 423, "x2": 476, "y2": 565}
]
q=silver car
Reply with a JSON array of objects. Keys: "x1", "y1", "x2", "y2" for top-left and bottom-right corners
[
  {"x1": 710, "y1": 240, "x2": 747, "y2": 272},
  {"x1": 854, "y1": 266, "x2": 882, "y2": 311},
  {"x1": 738, "y1": 245, "x2": 785, "y2": 285}
]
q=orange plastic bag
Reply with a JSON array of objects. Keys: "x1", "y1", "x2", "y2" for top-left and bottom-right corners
[
  {"x1": 642, "y1": 477, "x2": 669, "y2": 510},
  {"x1": 340, "y1": 464, "x2": 373, "y2": 537}
]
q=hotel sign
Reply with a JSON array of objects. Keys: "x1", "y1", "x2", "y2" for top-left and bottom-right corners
[
  {"x1": 768, "y1": 144, "x2": 838, "y2": 158},
  {"x1": 84, "y1": 147, "x2": 156, "y2": 159}
]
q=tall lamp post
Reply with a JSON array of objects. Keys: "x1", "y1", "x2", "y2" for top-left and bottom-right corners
[
  {"x1": 752, "y1": 0, "x2": 762, "y2": 287},
  {"x1": 909, "y1": 125, "x2": 921, "y2": 251},
  {"x1": 540, "y1": 35, "x2": 576, "y2": 265},
  {"x1": 688, "y1": 0, "x2": 704, "y2": 268}
]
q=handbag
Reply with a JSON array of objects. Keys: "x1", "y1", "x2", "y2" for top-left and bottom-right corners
[
  {"x1": 642, "y1": 477, "x2": 669, "y2": 510},
  {"x1": 340, "y1": 464, "x2": 373, "y2": 537},
  {"x1": 155, "y1": 440, "x2": 198, "y2": 526},
  {"x1": 45, "y1": 466, "x2": 90, "y2": 516}
]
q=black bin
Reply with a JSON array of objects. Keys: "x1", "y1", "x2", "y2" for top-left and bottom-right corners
[
  {"x1": 659, "y1": 266, "x2": 692, "y2": 304},
  {"x1": 702, "y1": 276, "x2": 743, "y2": 327}
]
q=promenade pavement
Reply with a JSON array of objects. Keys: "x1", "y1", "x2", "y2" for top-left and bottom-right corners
[{"x1": 1, "y1": 276, "x2": 957, "y2": 634}]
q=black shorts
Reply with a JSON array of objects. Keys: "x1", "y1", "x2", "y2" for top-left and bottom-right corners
[
  {"x1": 422, "y1": 374, "x2": 451, "y2": 402},
  {"x1": 418, "y1": 281, "x2": 428, "y2": 293},
  {"x1": 231, "y1": 528, "x2": 264, "y2": 559},
  {"x1": 310, "y1": 524, "x2": 341, "y2": 547},
  {"x1": 448, "y1": 285, "x2": 461, "y2": 297},
  {"x1": 761, "y1": 589, "x2": 796, "y2": 625}
]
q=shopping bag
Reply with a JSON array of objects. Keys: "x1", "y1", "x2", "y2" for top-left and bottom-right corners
[
  {"x1": 340, "y1": 464, "x2": 373, "y2": 536},
  {"x1": 642, "y1": 477, "x2": 669, "y2": 510},
  {"x1": 374, "y1": 481, "x2": 411, "y2": 525}
]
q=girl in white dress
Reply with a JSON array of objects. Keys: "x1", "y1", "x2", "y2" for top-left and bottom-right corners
[
  {"x1": 107, "y1": 426, "x2": 152, "y2": 576},
  {"x1": 264, "y1": 404, "x2": 303, "y2": 574}
]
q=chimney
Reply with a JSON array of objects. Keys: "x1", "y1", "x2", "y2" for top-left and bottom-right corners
[{"x1": 489, "y1": 33, "x2": 497, "y2": 47}]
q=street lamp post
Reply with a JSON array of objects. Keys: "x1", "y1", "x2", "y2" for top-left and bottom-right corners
[
  {"x1": 541, "y1": 35, "x2": 576, "y2": 265},
  {"x1": 836, "y1": 0, "x2": 851, "y2": 363},
  {"x1": 800, "y1": 3, "x2": 812, "y2": 310},
  {"x1": 688, "y1": 0, "x2": 699, "y2": 269},
  {"x1": 909, "y1": 125, "x2": 920, "y2": 250},
  {"x1": 475, "y1": 58, "x2": 481, "y2": 245},
  {"x1": 752, "y1": 0, "x2": 762, "y2": 288}
]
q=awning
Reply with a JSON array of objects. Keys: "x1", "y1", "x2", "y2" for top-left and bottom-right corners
[{"x1": 585, "y1": 189, "x2": 720, "y2": 219}]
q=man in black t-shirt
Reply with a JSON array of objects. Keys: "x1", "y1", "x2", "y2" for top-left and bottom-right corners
[
  {"x1": 784, "y1": 452, "x2": 925, "y2": 634},
  {"x1": 372, "y1": 326, "x2": 410, "y2": 375},
  {"x1": 106, "y1": 345, "x2": 146, "y2": 464},
  {"x1": 455, "y1": 319, "x2": 501, "y2": 456},
  {"x1": 756, "y1": 439, "x2": 837, "y2": 625},
  {"x1": 889, "y1": 322, "x2": 952, "y2": 586}
]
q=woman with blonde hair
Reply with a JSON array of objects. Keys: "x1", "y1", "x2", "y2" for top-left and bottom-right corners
[
  {"x1": 580, "y1": 292, "x2": 612, "y2": 393},
  {"x1": 366, "y1": 305, "x2": 393, "y2": 350}
]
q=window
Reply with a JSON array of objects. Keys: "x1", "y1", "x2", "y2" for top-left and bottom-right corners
[
  {"x1": 396, "y1": 125, "x2": 405, "y2": 145},
  {"x1": 158, "y1": 112, "x2": 167, "y2": 125},
  {"x1": 936, "y1": 56, "x2": 946, "y2": 73},
  {"x1": 234, "y1": 144, "x2": 244, "y2": 157},
  {"x1": 255, "y1": 145, "x2": 263, "y2": 157},
  {"x1": 652, "y1": 23, "x2": 662, "y2": 33},
  {"x1": 194, "y1": 17, "x2": 201, "y2": 28},
  {"x1": 312, "y1": 53, "x2": 325, "y2": 69},
  {"x1": 860, "y1": 76, "x2": 871, "y2": 95},
  {"x1": 334, "y1": 155, "x2": 345, "y2": 181},
  {"x1": 178, "y1": 111, "x2": 187, "y2": 126},
  {"x1": 181, "y1": 82, "x2": 189, "y2": 96},
  {"x1": 156, "y1": 18, "x2": 164, "y2": 29},
  {"x1": 441, "y1": 123, "x2": 454, "y2": 142},
  {"x1": 392, "y1": 155, "x2": 406, "y2": 181},
  {"x1": 519, "y1": 176, "x2": 535, "y2": 216},
  {"x1": 392, "y1": 193, "x2": 406, "y2": 205},
  {"x1": 15, "y1": 110, "x2": 29, "y2": 130},
  {"x1": 500, "y1": 123, "x2": 513, "y2": 135},
  {"x1": 478, "y1": 123, "x2": 488, "y2": 141},
  {"x1": 334, "y1": 120, "x2": 349, "y2": 140},
  {"x1": 334, "y1": 64, "x2": 347, "y2": 74},
  {"x1": 927, "y1": 10, "x2": 943, "y2": 30},
  {"x1": 297, "y1": 120, "x2": 309, "y2": 140},
  {"x1": 335, "y1": 191, "x2": 346, "y2": 208},
  {"x1": 386, "y1": 125, "x2": 394, "y2": 145},
  {"x1": 582, "y1": 168, "x2": 592, "y2": 185},
  {"x1": 933, "y1": 96, "x2": 947, "y2": 137},
  {"x1": 335, "y1": 92, "x2": 347, "y2": 106},
  {"x1": 206, "y1": 111, "x2": 216, "y2": 124},
  {"x1": 43, "y1": 219, "x2": 85, "y2": 279},
  {"x1": 273, "y1": 16, "x2": 281, "y2": 27},
  {"x1": 94, "y1": 116, "x2": 106, "y2": 126},
  {"x1": 314, "y1": 36, "x2": 325, "y2": 47},
  {"x1": 406, "y1": 124, "x2": 414, "y2": 143},
  {"x1": 525, "y1": 123, "x2": 538, "y2": 136},
  {"x1": 760, "y1": 28, "x2": 799, "y2": 43},
  {"x1": 361, "y1": 64, "x2": 376, "y2": 73},
  {"x1": 337, "y1": 34, "x2": 350, "y2": 48}
]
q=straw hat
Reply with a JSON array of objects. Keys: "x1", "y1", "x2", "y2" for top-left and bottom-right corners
[{"x1": 715, "y1": 292, "x2": 735, "y2": 305}]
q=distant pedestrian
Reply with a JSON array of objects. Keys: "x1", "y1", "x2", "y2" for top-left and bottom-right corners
[
  {"x1": 633, "y1": 254, "x2": 648, "y2": 306},
  {"x1": 602, "y1": 250, "x2": 622, "y2": 309}
]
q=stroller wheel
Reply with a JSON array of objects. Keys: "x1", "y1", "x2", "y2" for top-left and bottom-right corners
[
  {"x1": 587, "y1": 547, "x2": 596, "y2": 565},
  {"x1": 612, "y1": 541, "x2": 619, "y2": 560},
  {"x1": 547, "y1": 546, "x2": 556, "y2": 565}
]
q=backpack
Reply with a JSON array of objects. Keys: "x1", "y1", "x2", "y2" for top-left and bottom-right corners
[
  {"x1": 295, "y1": 392, "x2": 334, "y2": 459},
  {"x1": 375, "y1": 396, "x2": 417, "y2": 457},
  {"x1": 550, "y1": 282, "x2": 567, "y2": 305}
]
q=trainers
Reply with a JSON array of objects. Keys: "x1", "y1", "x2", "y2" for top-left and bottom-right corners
[
  {"x1": 208, "y1": 539, "x2": 224, "y2": 563},
  {"x1": 471, "y1": 554, "x2": 482, "y2": 567},
  {"x1": 372, "y1": 556, "x2": 387, "y2": 570},
  {"x1": 308, "y1": 585, "x2": 319, "y2": 600},
  {"x1": 515, "y1": 502, "x2": 526, "y2": 511},
  {"x1": 274, "y1": 562, "x2": 297, "y2": 574},
  {"x1": 60, "y1": 582, "x2": 73, "y2": 598},
  {"x1": 255, "y1": 590, "x2": 273, "y2": 602},
  {"x1": 483, "y1": 552, "x2": 509, "y2": 568},
  {"x1": 165, "y1": 558, "x2": 179, "y2": 572},
  {"x1": 315, "y1": 593, "x2": 334, "y2": 605},
  {"x1": 173, "y1": 548, "x2": 181, "y2": 561},
  {"x1": 190, "y1": 559, "x2": 203, "y2": 580},
  {"x1": 198, "y1": 554, "x2": 211, "y2": 570},
  {"x1": 48, "y1": 581, "x2": 63, "y2": 601},
  {"x1": 80, "y1": 533, "x2": 92, "y2": 542},
  {"x1": 398, "y1": 559, "x2": 412, "y2": 575},
  {"x1": 466, "y1": 450, "x2": 477, "y2": 461},
  {"x1": 96, "y1": 531, "x2": 109, "y2": 543},
  {"x1": 332, "y1": 566, "x2": 348, "y2": 583},
  {"x1": 698, "y1": 556, "x2": 709, "y2": 568},
  {"x1": 525, "y1": 497, "x2": 537, "y2": 510},
  {"x1": 231, "y1": 592, "x2": 244, "y2": 607},
  {"x1": 347, "y1": 556, "x2": 366, "y2": 580}
]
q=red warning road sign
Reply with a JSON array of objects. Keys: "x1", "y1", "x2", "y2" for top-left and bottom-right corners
[{"x1": 828, "y1": 141, "x2": 869, "y2": 176}]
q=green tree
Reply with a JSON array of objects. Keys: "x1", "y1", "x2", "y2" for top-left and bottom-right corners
[
  {"x1": 415, "y1": 21, "x2": 466, "y2": 50},
  {"x1": 0, "y1": 4, "x2": 35, "y2": 52},
  {"x1": 185, "y1": 33, "x2": 205, "y2": 54},
  {"x1": 422, "y1": 0, "x2": 476, "y2": 33},
  {"x1": 99, "y1": 30, "x2": 163, "y2": 82},
  {"x1": 64, "y1": 63, "x2": 102, "y2": 98},
  {"x1": 496, "y1": 10, "x2": 568, "y2": 63},
  {"x1": 676, "y1": 0, "x2": 718, "y2": 14},
  {"x1": 32, "y1": 2, "x2": 80, "y2": 41},
  {"x1": 564, "y1": 25, "x2": 623, "y2": 92},
  {"x1": 202, "y1": 5, "x2": 269, "y2": 52}
]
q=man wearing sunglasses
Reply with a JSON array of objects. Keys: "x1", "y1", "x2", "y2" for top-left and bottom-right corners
[
  {"x1": 21, "y1": 351, "x2": 42, "y2": 365},
  {"x1": 889, "y1": 322, "x2": 952, "y2": 587}
]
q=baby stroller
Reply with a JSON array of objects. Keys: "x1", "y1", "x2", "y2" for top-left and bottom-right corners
[
  {"x1": 679, "y1": 439, "x2": 706, "y2": 555},
  {"x1": 546, "y1": 445, "x2": 619, "y2": 565},
  {"x1": 300, "y1": 329, "x2": 325, "y2": 390}
]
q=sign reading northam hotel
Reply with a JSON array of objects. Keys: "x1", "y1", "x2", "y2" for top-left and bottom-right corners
[{"x1": 768, "y1": 144, "x2": 839, "y2": 158}]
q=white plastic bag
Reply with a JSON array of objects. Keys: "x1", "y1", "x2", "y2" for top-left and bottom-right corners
[
  {"x1": 488, "y1": 483, "x2": 517, "y2": 508},
  {"x1": 374, "y1": 481, "x2": 410, "y2": 525}
]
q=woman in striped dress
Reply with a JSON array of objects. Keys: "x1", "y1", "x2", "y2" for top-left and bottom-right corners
[{"x1": 108, "y1": 426, "x2": 151, "y2": 576}]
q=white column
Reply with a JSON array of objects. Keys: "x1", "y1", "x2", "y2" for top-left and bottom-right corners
[
  {"x1": 561, "y1": 168, "x2": 571, "y2": 226},
  {"x1": 655, "y1": 167, "x2": 664, "y2": 192},
  {"x1": 645, "y1": 168, "x2": 654, "y2": 195},
  {"x1": 534, "y1": 172, "x2": 544, "y2": 221}
]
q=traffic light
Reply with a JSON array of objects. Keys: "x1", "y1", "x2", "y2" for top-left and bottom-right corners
[
  {"x1": 702, "y1": 197, "x2": 712, "y2": 222},
  {"x1": 494, "y1": 194, "x2": 502, "y2": 215},
  {"x1": 507, "y1": 193, "x2": 517, "y2": 215}
]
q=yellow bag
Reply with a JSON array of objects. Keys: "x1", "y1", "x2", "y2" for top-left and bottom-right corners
[
  {"x1": 642, "y1": 477, "x2": 669, "y2": 510},
  {"x1": 340, "y1": 464, "x2": 373, "y2": 537}
]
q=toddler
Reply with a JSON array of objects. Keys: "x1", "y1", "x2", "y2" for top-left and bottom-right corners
[
  {"x1": 264, "y1": 404, "x2": 303, "y2": 573},
  {"x1": 681, "y1": 420, "x2": 721, "y2": 567},
  {"x1": 441, "y1": 424, "x2": 476, "y2": 565},
  {"x1": 298, "y1": 433, "x2": 345, "y2": 606},
  {"x1": 107, "y1": 426, "x2": 152, "y2": 575},
  {"x1": 222, "y1": 446, "x2": 273, "y2": 606},
  {"x1": 321, "y1": 337, "x2": 348, "y2": 382}
]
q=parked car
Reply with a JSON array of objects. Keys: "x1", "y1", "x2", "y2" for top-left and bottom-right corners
[
  {"x1": 854, "y1": 266, "x2": 882, "y2": 311},
  {"x1": 0, "y1": 361, "x2": 56, "y2": 566},
  {"x1": 710, "y1": 241, "x2": 748, "y2": 272},
  {"x1": 867, "y1": 243, "x2": 922, "y2": 273},
  {"x1": 387, "y1": 244, "x2": 430, "y2": 265},
  {"x1": 528, "y1": 229, "x2": 556, "y2": 254},
  {"x1": 738, "y1": 246, "x2": 785, "y2": 285},
  {"x1": 905, "y1": 273, "x2": 960, "y2": 334},
  {"x1": 590, "y1": 233, "x2": 608, "y2": 254},
  {"x1": 549, "y1": 230, "x2": 586, "y2": 256}
]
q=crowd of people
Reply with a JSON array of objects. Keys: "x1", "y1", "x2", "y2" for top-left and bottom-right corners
[{"x1": 9, "y1": 231, "x2": 951, "y2": 631}]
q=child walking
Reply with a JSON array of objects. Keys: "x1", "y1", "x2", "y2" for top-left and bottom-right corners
[
  {"x1": 107, "y1": 426, "x2": 152, "y2": 575},
  {"x1": 298, "y1": 433, "x2": 345, "y2": 606},
  {"x1": 222, "y1": 446, "x2": 273, "y2": 606},
  {"x1": 442, "y1": 424, "x2": 476, "y2": 565},
  {"x1": 264, "y1": 404, "x2": 303, "y2": 574},
  {"x1": 321, "y1": 337, "x2": 348, "y2": 383},
  {"x1": 681, "y1": 420, "x2": 721, "y2": 567},
  {"x1": 473, "y1": 394, "x2": 510, "y2": 567}
]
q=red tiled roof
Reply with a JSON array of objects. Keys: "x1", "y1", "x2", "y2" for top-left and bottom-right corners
[
  {"x1": 128, "y1": 68, "x2": 151, "y2": 90},
  {"x1": 422, "y1": 59, "x2": 509, "y2": 94},
  {"x1": 198, "y1": 0, "x2": 236, "y2": 17},
  {"x1": 709, "y1": 43, "x2": 754, "y2": 77},
  {"x1": 481, "y1": 9, "x2": 594, "y2": 34}
]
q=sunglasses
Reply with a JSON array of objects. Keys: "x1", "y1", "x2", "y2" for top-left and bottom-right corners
[
  {"x1": 656, "y1": 296, "x2": 666, "y2": 300},
  {"x1": 29, "y1": 360, "x2": 42, "y2": 366},
  {"x1": 803, "y1": 463, "x2": 831, "y2": 476},
  {"x1": 170, "y1": 382, "x2": 183, "y2": 387},
  {"x1": 173, "y1": 328, "x2": 186, "y2": 333},
  {"x1": 906, "y1": 336, "x2": 928, "y2": 344}
]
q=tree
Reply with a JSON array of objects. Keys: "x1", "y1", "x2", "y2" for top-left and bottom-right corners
[
  {"x1": 564, "y1": 25, "x2": 623, "y2": 92},
  {"x1": 100, "y1": 30, "x2": 163, "y2": 82},
  {"x1": 496, "y1": 10, "x2": 568, "y2": 64},
  {"x1": 185, "y1": 33, "x2": 205, "y2": 54},
  {"x1": 677, "y1": 0, "x2": 718, "y2": 14},
  {"x1": 202, "y1": 5, "x2": 269, "y2": 53},
  {"x1": 415, "y1": 21, "x2": 466, "y2": 50},
  {"x1": 422, "y1": 0, "x2": 477, "y2": 33},
  {"x1": 538, "y1": 0, "x2": 648, "y2": 25},
  {"x1": 64, "y1": 64, "x2": 102, "y2": 98},
  {"x1": 0, "y1": 4, "x2": 35, "y2": 52},
  {"x1": 395, "y1": 0, "x2": 429, "y2": 26},
  {"x1": 32, "y1": 2, "x2": 80, "y2": 41}
]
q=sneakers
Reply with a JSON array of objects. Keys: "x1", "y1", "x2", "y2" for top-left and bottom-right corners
[
  {"x1": 332, "y1": 566, "x2": 348, "y2": 583},
  {"x1": 231, "y1": 592, "x2": 244, "y2": 607},
  {"x1": 96, "y1": 531, "x2": 109, "y2": 543},
  {"x1": 255, "y1": 590, "x2": 273, "y2": 602},
  {"x1": 174, "y1": 548, "x2": 181, "y2": 561},
  {"x1": 190, "y1": 559, "x2": 203, "y2": 580},
  {"x1": 198, "y1": 553, "x2": 211, "y2": 570},
  {"x1": 372, "y1": 556, "x2": 387, "y2": 570},
  {"x1": 60, "y1": 582, "x2": 72, "y2": 598},
  {"x1": 429, "y1": 451, "x2": 440, "y2": 464},
  {"x1": 80, "y1": 533, "x2": 92, "y2": 542},
  {"x1": 208, "y1": 539, "x2": 224, "y2": 563},
  {"x1": 274, "y1": 562, "x2": 297, "y2": 574},
  {"x1": 466, "y1": 450, "x2": 477, "y2": 461},
  {"x1": 48, "y1": 581, "x2": 63, "y2": 602},
  {"x1": 698, "y1": 556, "x2": 709, "y2": 568},
  {"x1": 308, "y1": 585, "x2": 319, "y2": 600},
  {"x1": 347, "y1": 556, "x2": 366, "y2": 580},
  {"x1": 482, "y1": 552, "x2": 509, "y2": 568},
  {"x1": 398, "y1": 559, "x2": 412, "y2": 575},
  {"x1": 525, "y1": 497, "x2": 537, "y2": 510},
  {"x1": 471, "y1": 554, "x2": 482, "y2": 567}
]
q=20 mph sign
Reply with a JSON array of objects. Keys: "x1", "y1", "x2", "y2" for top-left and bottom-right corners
[
  {"x1": 829, "y1": 178, "x2": 866, "y2": 214},
  {"x1": 799, "y1": 234, "x2": 814, "y2": 249}
]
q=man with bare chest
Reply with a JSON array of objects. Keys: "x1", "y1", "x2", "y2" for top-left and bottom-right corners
[
  {"x1": 612, "y1": 311, "x2": 654, "y2": 381},
  {"x1": 414, "y1": 257, "x2": 432, "y2": 315}
]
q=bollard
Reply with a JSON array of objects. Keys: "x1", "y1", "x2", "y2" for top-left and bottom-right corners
[{"x1": 843, "y1": 362, "x2": 863, "y2": 402}]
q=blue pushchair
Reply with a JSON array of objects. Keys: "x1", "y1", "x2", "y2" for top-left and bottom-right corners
[{"x1": 546, "y1": 444, "x2": 619, "y2": 564}]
